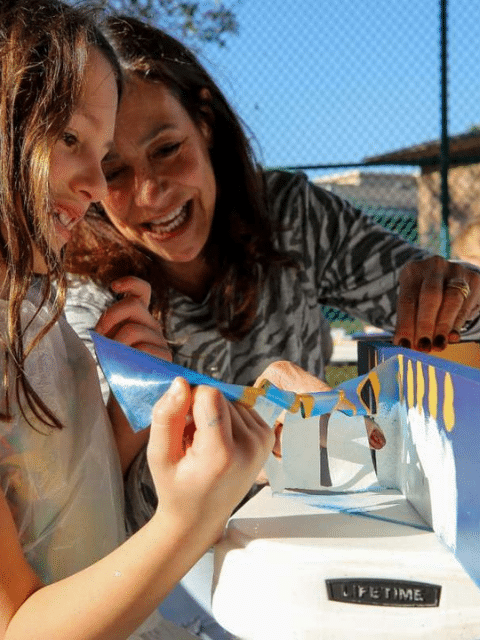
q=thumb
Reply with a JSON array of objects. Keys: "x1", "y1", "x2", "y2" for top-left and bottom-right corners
[{"x1": 148, "y1": 377, "x2": 191, "y2": 465}]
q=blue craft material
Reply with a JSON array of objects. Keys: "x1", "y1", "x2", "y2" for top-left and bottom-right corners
[{"x1": 90, "y1": 331, "x2": 392, "y2": 432}]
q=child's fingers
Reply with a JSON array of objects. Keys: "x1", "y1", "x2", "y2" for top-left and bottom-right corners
[
  {"x1": 228, "y1": 402, "x2": 275, "y2": 462},
  {"x1": 148, "y1": 378, "x2": 192, "y2": 467},
  {"x1": 95, "y1": 297, "x2": 160, "y2": 338},
  {"x1": 254, "y1": 360, "x2": 331, "y2": 393},
  {"x1": 108, "y1": 322, "x2": 171, "y2": 361},
  {"x1": 190, "y1": 386, "x2": 234, "y2": 458},
  {"x1": 110, "y1": 276, "x2": 152, "y2": 308}
]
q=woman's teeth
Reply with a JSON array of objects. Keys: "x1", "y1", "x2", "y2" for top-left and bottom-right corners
[{"x1": 147, "y1": 204, "x2": 188, "y2": 234}]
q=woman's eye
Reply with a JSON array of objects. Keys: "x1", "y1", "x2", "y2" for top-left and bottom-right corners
[
  {"x1": 62, "y1": 132, "x2": 78, "y2": 148},
  {"x1": 152, "y1": 142, "x2": 181, "y2": 159}
]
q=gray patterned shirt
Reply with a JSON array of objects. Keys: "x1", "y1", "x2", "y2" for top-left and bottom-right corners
[{"x1": 65, "y1": 170, "x2": 432, "y2": 390}]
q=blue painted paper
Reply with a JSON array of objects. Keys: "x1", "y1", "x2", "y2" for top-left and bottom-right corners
[{"x1": 90, "y1": 332, "x2": 400, "y2": 432}]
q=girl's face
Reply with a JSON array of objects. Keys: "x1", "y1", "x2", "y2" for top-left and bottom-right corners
[
  {"x1": 100, "y1": 77, "x2": 217, "y2": 269},
  {"x1": 47, "y1": 48, "x2": 118, "y2": 260}
]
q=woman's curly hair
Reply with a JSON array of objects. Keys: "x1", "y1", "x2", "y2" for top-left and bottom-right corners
[{"x1": 65, "y1": 14, "x2": 295, "y2": 341}]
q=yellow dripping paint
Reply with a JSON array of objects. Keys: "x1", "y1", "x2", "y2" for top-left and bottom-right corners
[
  {"x1": 398, "y1": 354, "x2": 404, "y2": 404},
  {"x1": 416, "y1": 361, "x2": 425, "y2": 415},
  {"x1": 407, "y1": 359, "x2": 415, "y2": 408},
  {"x1": 428, "y1": 365, "x2": 438, "y2": 421},
  {"x1": 334, "y1": 390, "x2": 357, "y2": 415},
  {"x1": 298, "y1": 393, "x2": 314, "y2": 418},
  {"x1": 443, "y1": 372, "x2": 455, "y2": 432},
  {"x1": 240, "y1": 386, "x2": 266, "y2": 408},
  {"x1": 357, "y1": 370, "x2": 381, "y2": 414}
]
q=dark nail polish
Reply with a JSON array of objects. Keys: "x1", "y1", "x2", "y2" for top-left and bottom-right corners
[
  {"x1": 398, "y1": 338, "x2": 411, "y2": 349},
  {"x1": 433, "y1": 334, "x2": 447, "y2": 350},
  {"x1": 417, "y1": 337, "x2": 431, "y2": 352}
]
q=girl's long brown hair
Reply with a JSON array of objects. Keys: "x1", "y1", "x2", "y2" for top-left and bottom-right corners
[
  {"x1": 66, "y1": 15, "x2": 295, "y2": 341},
  {"x1": 0, "y1": 0, "x2": 121, "y2": 429}
]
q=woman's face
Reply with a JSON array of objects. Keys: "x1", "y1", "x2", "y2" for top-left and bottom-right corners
[
  {"x1": 100, "y1": 77, "x2": 217, "y2": 267},
  {"x1": 48, "y1": 48, "x2": 118, "y2": 258}
]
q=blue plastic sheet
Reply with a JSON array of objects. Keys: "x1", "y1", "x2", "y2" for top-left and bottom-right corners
[{"x1": 90, "y1": 332, "x2": 399, "y2": 432}]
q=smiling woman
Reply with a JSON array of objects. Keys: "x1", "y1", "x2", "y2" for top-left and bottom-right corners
[
  {"x1": 61, "y1": 14, "x2": 480, "y2": 636},
  {"x1": 100, "y1": 75, "x2": 217, "y2": 289}
]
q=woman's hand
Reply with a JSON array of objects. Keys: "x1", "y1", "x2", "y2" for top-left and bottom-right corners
[
  {"x1": 94, "y1": 275, "x2": 171, "y2": 361},
  {"x1": 254, "y1": 360, "x2": 332, "y2": 394},
  {"x1": 393, "y1": 256, "x2": 480, "y2": 352},
  {"x1": 253, "y1": 361, "x2": 331, "y2": 466},
  {"x1": 147, "y1": 378, "x2": 274, "y2": 536}
]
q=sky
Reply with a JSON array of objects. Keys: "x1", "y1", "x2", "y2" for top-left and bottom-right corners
[{"x1": 194, "y1": 0, "x2": 480, "y2": 177}]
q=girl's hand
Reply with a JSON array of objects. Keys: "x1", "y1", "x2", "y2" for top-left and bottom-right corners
[
  {"x1": 147, "y1": 378, "x2": 274, "y2": 536},
  {"x1": 95, "y1": 276, "x2": 171, "y2": 472},
  {"x1": 254, "y1": 360, "x2": 331, "y2": 394},
  {"x1": 95, "y1": 275, "x2": 171, "y2": 361}
]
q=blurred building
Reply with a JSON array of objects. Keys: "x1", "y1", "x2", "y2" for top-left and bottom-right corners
[
  {"x1": 365, "y1": 131, "x2": 480, "y2": 266},
  {"x1": 314, "y1": 170, "x2": 418, "y2": 243}
]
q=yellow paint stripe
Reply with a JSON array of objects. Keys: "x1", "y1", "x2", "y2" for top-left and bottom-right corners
[
  {"x1": 428, "y1": 365, "x2": 438, "y2": 421},
  {"x1": 398, "y1": 354, "x2": 404, "y2": 404},
  {"x1": 443, "y1": 372, "x2": 455, "y2": 432},
  {"x1": 416, "y1": 361, "x2": 425, "y2": 415},
  {"x1": 407, "y1": 359, "x2": 415, "y2": 409}
]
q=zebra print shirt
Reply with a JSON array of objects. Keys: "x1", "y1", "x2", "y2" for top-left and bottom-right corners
[{"x1": 65, "y1": 170, "x2": 429, "y2": 391}]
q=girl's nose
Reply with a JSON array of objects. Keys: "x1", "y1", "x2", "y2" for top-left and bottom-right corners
[{"x1": 72, "y1": 158, "x2": 108, "y2": 203}]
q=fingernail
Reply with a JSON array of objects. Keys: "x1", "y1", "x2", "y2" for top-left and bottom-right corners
[
  {"x1": 418, "y1": 340, "x2": 431, "y2": 352},
  {"x1": 166, "y1": 377, "x2": 182, "y2": 396},
  {"x1": 417, "y1": 337, "x2": 431, "y2": 352},
  {"x1": 398, "y1": 338, "x2": 411, "y2": 349},
  {"x1": 432, "y1": 334, "x2": 447, "y2": 350}
]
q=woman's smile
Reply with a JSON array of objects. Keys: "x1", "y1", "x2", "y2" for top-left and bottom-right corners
[{"x1": 141, "y1": 201, "x2": 192, "y2": 239}]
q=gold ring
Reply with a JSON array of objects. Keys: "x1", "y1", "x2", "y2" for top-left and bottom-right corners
[{"x1": 445, "y1": 278, "x2": 471, "y2": 300}]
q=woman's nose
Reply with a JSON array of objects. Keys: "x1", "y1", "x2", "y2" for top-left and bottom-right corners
[{"x1": 134, "y1": 170, "x2": 169, "y2": 208}]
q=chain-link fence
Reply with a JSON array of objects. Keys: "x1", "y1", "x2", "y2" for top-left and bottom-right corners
[
  {"x1": 198, "y1": 0, "x2": 480, "y2": 381},
  {"x1": 201, "y1": 0, "x2": 479, "y2": 259}
]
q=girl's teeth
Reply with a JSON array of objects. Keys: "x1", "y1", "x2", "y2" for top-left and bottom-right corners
[{"x1": 56, "y1": 211, "x2": 72, "y2": 229}]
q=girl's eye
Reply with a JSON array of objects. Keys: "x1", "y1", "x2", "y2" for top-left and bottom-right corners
[
  {"x1": 152, "y1": 142, "x2": 181, "y2": 159},
  {"x1": 62, "y1": 132, "x2": 78, "y2": 148}
]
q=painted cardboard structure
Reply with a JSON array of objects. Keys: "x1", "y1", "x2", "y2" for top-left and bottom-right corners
[
  {"x1": 91, "y1": 333, "x2": 480, "y2": 639},
  {"x1": 213, "y1": 343, "x2": 480, "y2": 639}
]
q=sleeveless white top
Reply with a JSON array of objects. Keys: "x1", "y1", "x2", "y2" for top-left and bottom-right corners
[{"x1": 0, "y1": 287, "x2": 193, "y2": 639}]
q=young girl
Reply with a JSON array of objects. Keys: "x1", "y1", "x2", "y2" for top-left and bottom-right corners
[{"x1": 0, "y1": 3, "x2": 274, "y2": 639}]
